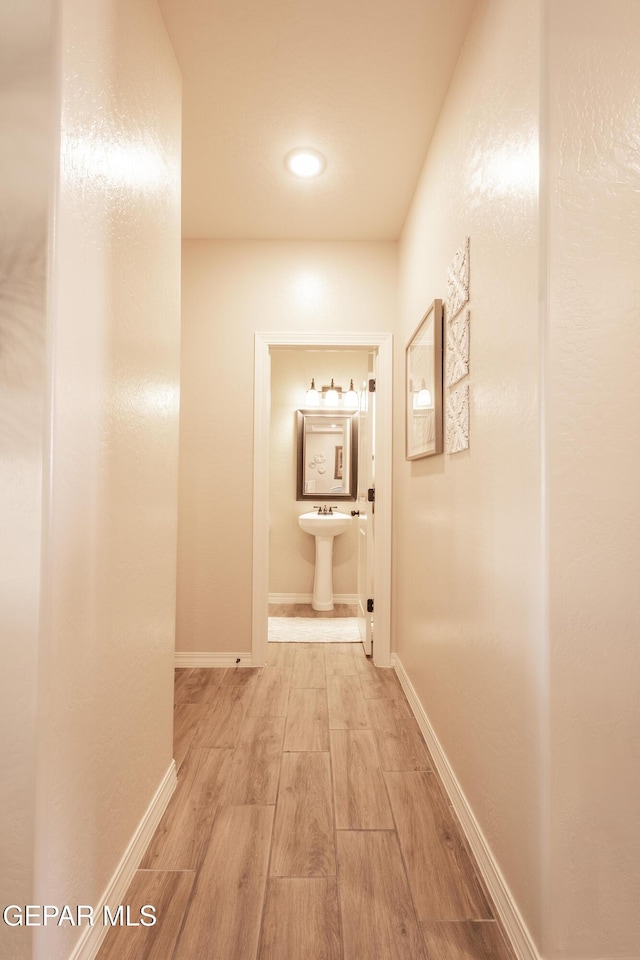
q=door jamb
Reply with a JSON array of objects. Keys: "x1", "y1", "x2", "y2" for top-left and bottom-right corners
[{"x1": 252, "y1": 331, "x2": 393, "y2": 666}]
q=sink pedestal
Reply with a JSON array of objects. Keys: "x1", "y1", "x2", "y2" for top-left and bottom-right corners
[
  {"x1": 312, "y1": 535, "x2": 336, "y2": 611},
  {"x1": 298, "y1": 511, "x2": 351, "y2": 612}
]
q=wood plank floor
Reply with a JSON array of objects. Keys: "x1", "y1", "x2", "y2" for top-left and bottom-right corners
[{"x1": 97, "y1": 643, "x2": 516, "y2": 960}]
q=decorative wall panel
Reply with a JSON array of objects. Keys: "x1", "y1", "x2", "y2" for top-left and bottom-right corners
[
  {"x1": 446, "y1": 384, "x2": 469, "y2": 454},
  {"x1": 446, "y1": 308, "x2": 470, "y2": 387},
  {"x1": 445, "y1": 236, "x2": 470, "y2": 320}
]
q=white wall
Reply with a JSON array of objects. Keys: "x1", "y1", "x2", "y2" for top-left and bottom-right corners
[
  {"x1": 396, "y1": 0, "x2": 640, "y2": 957},
  {"x1": 30, "y1": 2, "x2": 182, "y2": 959},
  {"x1": 0, "y1": 4, "x2": 54, "y2": 958},
  {"x1": 544, "y1": 1, "x2": 640, "y2": 954},
  {"x1": 269, "y1": 349, "x2": 368, "y2": 598},
  {"x1": 177, "y1": 240, "x2": 396, "y2": 652},
  {"x1": 396, "y1": 0, "x2": 543, "y2": 945}
]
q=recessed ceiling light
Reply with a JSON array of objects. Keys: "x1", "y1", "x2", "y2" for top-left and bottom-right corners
[{"x1": 285, "y1": 148, "x2": 326, "y2": 179}]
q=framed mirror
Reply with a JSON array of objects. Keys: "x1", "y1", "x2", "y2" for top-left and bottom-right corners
[
  {"x1": 405, "y1": 298, "x2": 443, "y2": 459},
  {"x1": 296, "y1": 410, "x2": 358, "y2": 501}
]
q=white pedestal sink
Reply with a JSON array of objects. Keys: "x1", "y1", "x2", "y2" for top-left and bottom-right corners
[{"x1": 298, "y1": 511, "x2": 351, "y2": 611}]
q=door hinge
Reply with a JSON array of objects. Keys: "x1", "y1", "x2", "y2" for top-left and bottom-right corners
[
  {"x1": 368, "y1": 378, "x2": 376, "y2": 392},
  {"x1": 367, "y1": 488, "x2": 375, "y2": 502},
  {"x1": 367, "y1": 598, "x2": 374, "y2": 613}
]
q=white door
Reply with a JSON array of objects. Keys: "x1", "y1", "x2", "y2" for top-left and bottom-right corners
[{"x1": 356, "y1": 360, "x2": 376, "y2": 657}]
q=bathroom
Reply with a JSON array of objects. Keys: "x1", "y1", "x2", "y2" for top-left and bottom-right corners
[{"x1": 268, "y1": 347, "x2": 371, "y2": 644}]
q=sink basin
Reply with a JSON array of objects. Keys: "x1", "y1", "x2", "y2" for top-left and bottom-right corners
[
  {"x1": 298, "y1": 511, "x2": 351, "y2": 537},
  {"x1": 298, "y1": 511, "x2": 352, "y2": 610}
]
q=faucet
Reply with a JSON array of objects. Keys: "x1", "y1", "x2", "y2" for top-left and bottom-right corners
[{"x1": 314, "y1": 505, "x2": 335, "y2": 515}]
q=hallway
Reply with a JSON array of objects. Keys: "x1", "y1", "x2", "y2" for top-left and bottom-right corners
[{"x1": 97, "y1": 645, "x2": 514, "y2": 960}]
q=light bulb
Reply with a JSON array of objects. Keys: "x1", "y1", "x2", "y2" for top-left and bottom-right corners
[
  {"x1": 305, "y1": 378, "x2": 320, "y2": 406},
  {"x1": 285, "y1": 149, "x2": 326, "y2": 179},
  {"x1": 325, "y1": 378, "x2": 339, "y2": 406},
  {"x1": 413, "y1": 382, "x2": 432, "y2": 409},
  {"x1": 344, "y1": 379, "x2": 358, "y2": 408}
]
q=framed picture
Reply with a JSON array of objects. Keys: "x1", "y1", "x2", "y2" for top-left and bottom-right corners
[
  {"x1": 405, "y1": 299, "x2": 443, "y2": 460},
  {"x1": 334, "y1": 445, "x2": 343, "y2": 480}
]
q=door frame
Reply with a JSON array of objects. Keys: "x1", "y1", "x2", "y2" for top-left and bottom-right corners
[{"x1": 252, "y1": 331, "x2": 393, "y2": 667}]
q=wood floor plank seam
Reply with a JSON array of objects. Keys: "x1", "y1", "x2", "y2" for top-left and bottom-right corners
[
  {"x1": 264, "y1": 722, "x2": 288, "y2": 880},
  {"x1": 259, "y1": 872, "x2": 338, "y2": 879},
  {"x1": 384, "y1": 770, "x2": 492, "y2": 922},
  {"x1": 219, "y1": 716, "x2": 285, "y2": 805},
  {"x1": 269, "y1": 751, "x2": 336, "y2": 878},
  {"x1": 96, "y1": 869, "x2": 197, "y2": 960},
  {"x1": 141, "y1": 747, "x2": 233, "y2": 871},
  {"x1": 284, "y1": 686, "x2": 331, "y2": 751},
  {"x1": 378, "y1": 762, "x2": 436, "y2": 949},
  {"x1": 168, "y1": 875, "x2": 197, "y2": 960},
  {"x1": 257, "y1": 878, "x2": 343, "y2": 960},
  {"x1": 442, "y1": 800, "x2": 498, "y2": 918},
  {"x1": 331, "y1": 728, "x2": 393, "y2": 830},
  {"x1": 172, "y1": 804, "x2": 274, "y2": 960},
  {"x1": 327, "y1": 740, "x2": 347, "y2": 960},
  {"x1": 291, "y1": 642, "x2": 327, "y2": 689},
  {"x1": 335, "y1": 827, "x2": 396, "y2": 832},
  {"x1": 336, "y1": 830, "x2": 428, "y2": 960},
  {"x1": 255, "y1": 810, "x2": 279, "y2": 960},
  {"x1": 420, "y1": 919, "x2": 516, "y2": 960},
  {"x1": 164, "y1": 744, "x2": 232, "y2": 960},
  {"x1": 327, "y1": 673, "x2": 370, "y2": 730}
]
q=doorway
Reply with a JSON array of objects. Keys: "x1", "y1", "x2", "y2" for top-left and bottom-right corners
[{"x1": 252, "y1": 332, "x2": 392, "y2": 667}]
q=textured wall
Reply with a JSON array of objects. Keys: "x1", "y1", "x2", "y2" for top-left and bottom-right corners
[
  {"x1": 177, "y1": 240, "x2": 396, "y2": 652},
  {"x1": 396, "y1": 0, "x2": 543, "y2": 944},
  {"x1": 0, "y1": 3, "x2": 54, "y2": 959},
  {"x1": 269, "y1": 349, "x2": 369, "y2": 597},
  {"x1": 32, "y1": 2, "x2": 181, "y2": 959},
  {"x1": 545, "y1": 1, "x2": 640, "y2": 954}
]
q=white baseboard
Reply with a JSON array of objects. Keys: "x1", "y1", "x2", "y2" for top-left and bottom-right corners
[
  {"x1": 174, "y1": 651, "x2": 253, "y2": 668},
  {"x1": 68, "y1": 760, "x2": 177, "y2": 960},
  {"x1": 393, "y1": 655, "x2": 540, "y2": 960},
  {"x1": 269, "y1": 592, "x2": 358, "y2": 605}
]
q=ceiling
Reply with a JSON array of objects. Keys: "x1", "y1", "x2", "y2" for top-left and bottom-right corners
[{"x1": 158, "y1": 0, "x2": 476, "y2": 240}]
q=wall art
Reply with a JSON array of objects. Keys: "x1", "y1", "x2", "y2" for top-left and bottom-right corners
[
  {"x1": 446, "y1": 383, "x2": 469, "y2": 454},
  {"x1": 445, "y1": 236, "x2": 470, "y2": 321},
  {"x1": 446, "y1": 308, "x2": 470, "y2": 387},
  {"x1": 405, "y1": 299, "x2": 443, "y2": 459},
  {"x1": 334, "y1": 446, "x2": 343, "y2": 480}
]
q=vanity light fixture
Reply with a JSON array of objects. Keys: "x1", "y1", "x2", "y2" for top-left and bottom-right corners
[
  {"x1": 305, "y1": 378, "x2": 320, "y2": 406},
  {"x1": 303, "y1": 378, "x2": 359, "y2": 407},
  {"x1": 285, "y1": 148, "x2": 326, "y2": 179}
]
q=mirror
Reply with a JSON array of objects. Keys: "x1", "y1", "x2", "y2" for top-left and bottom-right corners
[{"x1": 296, "y1": 410, "x2": 358, "y2": 501}]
